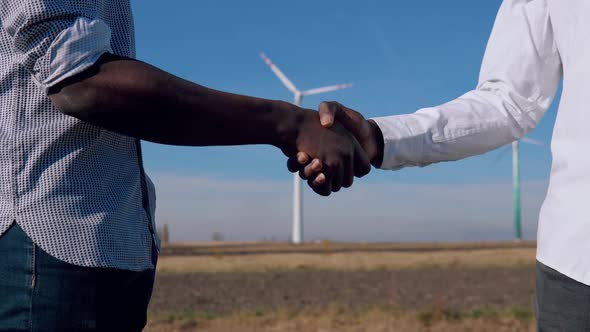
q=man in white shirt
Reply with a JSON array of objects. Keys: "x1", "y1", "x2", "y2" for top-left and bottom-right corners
[{"x1": 293, "y1": 0, "x2": 589, "y2": 329}]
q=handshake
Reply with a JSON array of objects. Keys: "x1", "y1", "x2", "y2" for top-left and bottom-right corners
[{"x1": 278, "y1": 101, "x2": 383, "y2": 196}]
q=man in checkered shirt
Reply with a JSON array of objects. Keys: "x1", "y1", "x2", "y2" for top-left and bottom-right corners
[{"x1": 0, "y1": 1, "x2": 376, "y2": 330}]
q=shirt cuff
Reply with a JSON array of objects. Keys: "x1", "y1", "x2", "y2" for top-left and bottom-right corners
[
  {"x1": 370, "y1": 115, "x2": 429, "y2": 170},
  {"x1": 33, "y1": 17, "x2": 113, "y2": 91}
]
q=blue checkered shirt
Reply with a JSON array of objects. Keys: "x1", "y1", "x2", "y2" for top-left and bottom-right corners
[{"x1": 0, "y1": 0, "x2": 158, "y2": 271}]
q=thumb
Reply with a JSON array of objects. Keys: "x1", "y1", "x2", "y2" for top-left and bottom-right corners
[{"x1": 319, "y1": 102, "x2": 337, "y2": 128}]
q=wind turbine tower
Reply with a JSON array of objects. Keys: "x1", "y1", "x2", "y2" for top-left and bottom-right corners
[
  {"x1": 511, "y1": 137, "x2": 544, "y2": 241},
  {"x1": 260, "y1": 52, "x2": 352, "y2": 244}
]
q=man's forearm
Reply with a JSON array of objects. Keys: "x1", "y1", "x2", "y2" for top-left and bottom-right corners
[{"x1": 49, "y1": 54, "x2": 299, "y2": 149}]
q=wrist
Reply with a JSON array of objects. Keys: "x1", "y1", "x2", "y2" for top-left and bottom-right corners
[
  {"x1": 367, "y1": 119, "x2": 384, "y2": 168},
  {"x1": 268, "y1": 100, "x2": 305, "y2": 154}
]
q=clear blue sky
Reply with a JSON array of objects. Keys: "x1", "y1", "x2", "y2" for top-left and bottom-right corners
[{"x1": 131, "y1": 0, "x2": 558, "y2": 242}]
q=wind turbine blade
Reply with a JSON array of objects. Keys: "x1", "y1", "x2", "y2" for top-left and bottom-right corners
[
  {"x1": 302, "y1": 83, "x2": 353, "y2": 96},
  {"x1": 521, "y1": 137, "x2": 545, "y2": 146},
  {"x1": 259, "y1": 53, "x2": 299, "y2": 94}
]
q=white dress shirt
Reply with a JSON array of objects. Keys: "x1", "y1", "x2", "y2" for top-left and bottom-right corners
[{"x1": 371, "y1": 0, "x2": 590, "y2": 284}]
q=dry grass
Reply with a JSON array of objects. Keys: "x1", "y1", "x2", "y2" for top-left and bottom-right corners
[
  {"x1": 156, "y1": 248, "x2": 535, "y2": 274},
  {"x1": 145, "y1": 307, "x2": 535, "y2": 332}
]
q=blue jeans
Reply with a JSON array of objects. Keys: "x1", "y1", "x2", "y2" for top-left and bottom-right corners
[{"x1": 0, "y1": 223, "x2": 157, "y2": 332}]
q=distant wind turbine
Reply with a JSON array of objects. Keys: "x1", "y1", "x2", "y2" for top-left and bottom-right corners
[
  {"x1": 260, "y1": 52, "x2": 353, "y2": 244},
  {"x1": 510, "y1": 137, "x2": 545, "y2": 241}
]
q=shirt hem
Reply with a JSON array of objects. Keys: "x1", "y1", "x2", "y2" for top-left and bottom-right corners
[
  {"x1": 536, "y1": 253, "x2": 590, "y2": 287},
  {"x1": 14, "y1": 219, "x2": 155, "y2": 272}
]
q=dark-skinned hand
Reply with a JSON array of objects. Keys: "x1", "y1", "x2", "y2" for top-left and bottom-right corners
[
  {"x1": 288, "y1": 102, "x2": 383, "y2": 192},
  {"x1": 283, "y1": 107, "x2": 372, "y2": 196}
]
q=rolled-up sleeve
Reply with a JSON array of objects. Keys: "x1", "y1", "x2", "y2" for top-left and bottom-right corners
[
  {"x1": 372, "y1": 0, "x2": 562, "y2": 170},
  {"x1": 0, "y1": 1, "x2": 113, "y2": 91}
]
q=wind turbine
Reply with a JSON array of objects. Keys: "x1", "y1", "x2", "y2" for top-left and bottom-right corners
[
  {"x1": 509, "y1": 137, "x2": 545, "y2": 241},
  {"x1": 260, "y1": 52, "x2": 353, "y2": 244}
]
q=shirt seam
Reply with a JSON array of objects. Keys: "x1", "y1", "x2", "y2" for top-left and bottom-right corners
[{"x1": 11, "y1": 69, "x2": 19, "y2": 223}]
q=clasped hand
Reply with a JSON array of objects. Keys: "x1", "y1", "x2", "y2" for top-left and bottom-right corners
[{"x1": 284, "y1": 102, "x2": 381, "y2": 196}]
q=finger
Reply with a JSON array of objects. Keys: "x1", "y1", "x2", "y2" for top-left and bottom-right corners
[
  {"x1": 311, "y1": 185, "x2": 331, "y2": 197},
  {"x1": 297, "y1": 152, "x2": 310, "y2": 165},
  {"x1": 319, "y1": 102, "x2": 337, "y2": 128},
  {"x1": 308, "y1": 173, "x2": 331, "y2": 196},
  {"x1": 352, "y1": 138, "x2": 371, "y2": 178},
  {"x1": 313, "y1": 173, "x2": 327, "y2": 186},
  {"x1": 302, "y1": 159, "x2": 323, "y2": 178},
  {"x1": 287, "y1": 156, "x2": 301, "y2": 173},
  {"x1": 313, "y1": 162, "x2": 333, "y2": 195},
  {"x1": 331, "y1": 162, "x2": 343, "y2": 193},
  {"x1": 287, "y1": 156, "x2": 299, "y2": 173},
  {"x1": 342, "y1": 154, "x2": 354, "y2": 188},
  {"x1": 287, "y1": 153, "x2": 311, "y2": 173}
]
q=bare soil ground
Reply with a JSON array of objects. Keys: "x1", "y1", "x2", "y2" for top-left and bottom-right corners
[
  {"x1": 146, "y1": 243, "x2": 537, "y2": 331},
  {"x1": 150, "y1": 266, "x2": 534, "y2": 314}
]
